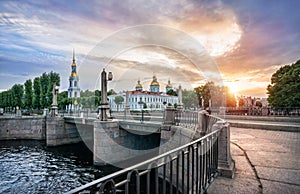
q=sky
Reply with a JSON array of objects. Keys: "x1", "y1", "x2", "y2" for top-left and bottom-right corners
[{"x1": 0, "y1": 0, "x2": 299, "y2": 97}]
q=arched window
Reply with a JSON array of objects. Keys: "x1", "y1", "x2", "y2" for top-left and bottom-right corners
[{"x1": 74, "y1": 81, "x2": 77, "y2": 87}]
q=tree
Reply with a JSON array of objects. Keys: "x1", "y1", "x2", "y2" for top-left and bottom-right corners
[
  {"x1": 167, "y1": 89, "x2": 177, "y2": 96},
  {"x1": 95, "y1": 90, "x2": 101, "y2": 98},
  {"x1": 182, "y1": 89, "x2": 198, "y2": 109},
  {"x1": 11, "y1": 84, "x2": 24, "y2": 110},
  {"x1": 195, "y1": 82, "x2": 236, "y2": 108},
  {"x1": 114, "y1": 96, "x2": 124, "y2": 111},
  {"x1": 174, "y1": 103, "x2": 178, "y2": 109},
  {"x1": 0, "y1": 92, "x2": 3, "y2": 108},
  {"x1": 143, "y1": 103, "x2": 147, "y2": 109},
  {"x1": 255, "y1": 101, "x2": 262, "y2": 107},
  {"x1": 194, "y1": 82, "x2": 213, "y2": 108},
  {"x1": 57, "y1": 91, "x2": 68, "y2": 110},
  {"x1": 80, "y1": 90, "x2": 94, "y2": 98},
  {"x1": 238, "y1": 96, "x2": 245, "y2": 107},
  {"x1": 24, "y1": 79, "x2": 33, "y2": 109},
  {"x1": 108, "y1": 89, "x2": 116, "y2": 96},
  {"x1": 40, "y1": 73, "x2": 49, "y2": 108},
  {"x1": 267, "y1": 60, "x2": 300, "y2": 108},
  {"x1": 33, "y1": 77, "x2": 41, "y2": 110}
]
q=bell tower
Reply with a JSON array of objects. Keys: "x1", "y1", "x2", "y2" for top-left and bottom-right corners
[{"x1": 68, "y1": 49, "x2": 80, "y2": 98}]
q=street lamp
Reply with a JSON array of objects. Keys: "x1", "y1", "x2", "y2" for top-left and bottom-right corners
[
  {"x1": 98, "y1": 68, "x2": 113, "y2": 121},
  {"x1": 138, "y1": 99, "x2": 144, "y2": 123}
]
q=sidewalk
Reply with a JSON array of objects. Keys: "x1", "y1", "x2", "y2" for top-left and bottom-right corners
[{"x1": 207, "y1": 127, "x2": 300, "y2": 194}]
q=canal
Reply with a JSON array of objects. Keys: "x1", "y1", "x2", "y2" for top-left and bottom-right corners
[{"x1": 0, "y1": 140, "x2": 118, "y2": 193}]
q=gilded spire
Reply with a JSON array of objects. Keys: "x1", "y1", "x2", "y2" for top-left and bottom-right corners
[
  {"x1": 71, "y1": 49, "x2": 77, "y2": 76},
  {"x1": 72, "y1": 49, "x2": 76, "y2": 64}
]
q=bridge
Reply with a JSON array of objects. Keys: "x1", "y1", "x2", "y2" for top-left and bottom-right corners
[
  {"x1": 1, "y1": 107, "x2": 299, "y2": 193},
  {"x1": 55, "y1": 108, "x2": 233, "y2": 194}
]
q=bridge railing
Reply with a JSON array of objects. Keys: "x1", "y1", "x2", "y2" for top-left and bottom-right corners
[
  {"x1": 67, "y1": 113, "x2": 229, "y2": 194},
  {"x1": 223, "y1": 107, "x2": 300, "y2": 116},
  {"x1": 174, "y1": 110, "x2": 224, "y2": 134},
  {"x1": 175, "y1": 110, "x2": 199, "y2": 130}
]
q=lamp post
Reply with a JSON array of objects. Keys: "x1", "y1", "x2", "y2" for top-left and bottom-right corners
[
  {"x1": 138, "y1": 100, "x2": 144, "y2": 123},
  {"x1": 98, "y1": 69, "x2": 113, "y2": 121}
]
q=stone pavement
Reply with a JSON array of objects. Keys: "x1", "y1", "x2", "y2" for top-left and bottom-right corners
[{"x1": 207, "y1": 127, "x2": 300, "y2": 194}]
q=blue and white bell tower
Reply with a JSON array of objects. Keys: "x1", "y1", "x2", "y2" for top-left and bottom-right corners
[{"x1": 68, "y1": 50, "x2": 80, "y2": 98}]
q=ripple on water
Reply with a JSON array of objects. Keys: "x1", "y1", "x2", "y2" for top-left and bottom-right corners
[{"x1": 0, "y1": 140, "x2": 109, "y2": 193}]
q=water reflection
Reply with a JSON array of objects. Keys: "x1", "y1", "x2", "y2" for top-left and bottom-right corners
[{"x1": 0, "y1": 140, "x2": 118, "y2": 193}]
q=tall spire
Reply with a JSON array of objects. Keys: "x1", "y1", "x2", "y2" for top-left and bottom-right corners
[{"x1": 72, "y1": 48, "x2": 75, "y2": 64}]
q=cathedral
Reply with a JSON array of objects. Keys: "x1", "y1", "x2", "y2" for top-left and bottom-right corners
[
  {"x1": 108, "y1": 76, "x2": 179, "y2": 111},
  {"x1": 68, "y1": 50, "x2": 80, "y2": 98}
]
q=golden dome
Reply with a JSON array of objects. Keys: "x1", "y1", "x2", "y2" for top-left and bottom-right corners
[
  {"x1": 71, "y1": 72, "x2": 77, "y2": 76},
  {"x1": 166, "y1": 80, "x2": 172, "y2": 88},
  {"x1": 136, "y1": 83, "x2": 142, "y2": 88},
  {"x1": 151, "y1": 81, "x2": 159, "y2": 86},
  {"x1": 150, "y1": 75, "x2": 159, "y2": 86},
  {"x1": 72, "y1": 62, "x2": 76, "y2": 66},
  {"x1": 136, "y1": 80, "x2": 143, "y2": 91}
]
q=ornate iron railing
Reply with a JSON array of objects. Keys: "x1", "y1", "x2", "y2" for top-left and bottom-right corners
[
  {"x1": 224, "y1": 107, "x2": 300, "y2": 116},
  {"x1": 174, "y1": 110, "x2": 199, "y2": 130},
  {"x1": 67, "y1": 115, "x2": 223, "y2": 194}
]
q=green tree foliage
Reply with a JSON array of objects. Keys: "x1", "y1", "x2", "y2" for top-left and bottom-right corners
[
  {"x1": 40, "y1": 73, "x2": 49, "y2": 108},
  {"x1": 95, "y1": 90, "x2": 101, "y2": 98},
  {"x1": 194, "y1": 82, "x2": 236, "y2": 108},
  {"x1": 114, "y1": 96, "x2": 124, "y2": 111},
  {"x1": 143, "y1": 102, "x2": 147, "y2": 109},
  {"x1": 267, "y1": 60, "x2": 300, "y2": 108},
  {"x1": 0, "y1": 71, "x2": 60, "y2": 112},
  {"x1": 195, "y1": 82, "x2": 212, "y2": 108},
  {"x1": 80, "y1": 90, "x2": 94, "y2": 97},
  {"x1": 0, "y1": 90, "x2": 10, "y2": 111},
  {"x1": 38, "y1": 72, "x2": 61, "y2": 108},
  {"x1": 58, "y1": 91, "x2": 68, "y2": 110},
  {"x1": 108, "y1": 89, "x2": 116, "y2": 96},
  {"x1": 24, "y1": 79, "x2": 33, "y2": 109},
  {"x1": 11, "y1": 84, "x2": 24, "y2": 109},
  {"x1": 33, "y1": 77, "x2": 41, "y2": 110},
  {"x1": 255, "y1": 101, "x2": 262, "y2": 107},
  {"x1": 182, "y1": 89, "x2": 198, "y2": 109},
  {"x1": 166, "y1": 89, "x2": 177, "y2": 96}
]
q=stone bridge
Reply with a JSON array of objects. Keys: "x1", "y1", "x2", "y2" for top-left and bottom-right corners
[{"x1": 0, "y1": 108, "x2": 235, "y2": 193}]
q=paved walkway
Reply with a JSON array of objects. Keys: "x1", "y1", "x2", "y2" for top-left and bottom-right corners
[{"x1": 208, "y1": 127, "x2": 300, "y2": 194}]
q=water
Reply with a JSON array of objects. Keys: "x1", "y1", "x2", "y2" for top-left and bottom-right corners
[{"x1": 0, "y1": 140, "x2": 118, "y2": 193}]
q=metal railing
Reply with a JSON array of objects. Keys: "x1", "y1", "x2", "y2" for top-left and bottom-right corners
[
  {"x1": 224, "y1": 107, "x2": 300, "y2": 116},
  {"x1": 175, "y1": 110, "x2": 199, "y2": 130},
  {"x1": 67, "y1": 115, "x2": 223, "y2": 194}
]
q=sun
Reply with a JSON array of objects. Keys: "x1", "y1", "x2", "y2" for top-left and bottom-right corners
[{"x1": 225, "y1": 82, "x2": 240, "y2": 95}]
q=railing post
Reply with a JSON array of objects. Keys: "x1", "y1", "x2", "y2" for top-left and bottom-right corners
[
  {"x1": 198, "y1": 110, "x2": 208, "y2": 135},
  {"x1": 212, "y1": 121, "x2": 235, "y2": 178},
  {"x1": 164, "y1": 107, "x2": 175, "y2": 125}
]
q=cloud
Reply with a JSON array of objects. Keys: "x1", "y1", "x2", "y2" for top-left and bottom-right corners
[{"x1": 0, "y1": 0, "x2": 299, "y2": 98}]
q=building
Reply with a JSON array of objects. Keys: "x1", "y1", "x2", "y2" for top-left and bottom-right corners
[
  {"x1": 68, "y1": 50, "x2": 80, "y2": 98},
  {"x1": 108, "y1": 76, "x2": 178, "y2": 111}
]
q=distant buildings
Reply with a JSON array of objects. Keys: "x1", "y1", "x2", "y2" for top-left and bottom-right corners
[
  {"x1": 108, "y1": 76, "x2": 179, "y2": 111},
  {"x1": 238, "y1": 96, "x2": 268, "y2": 107}
]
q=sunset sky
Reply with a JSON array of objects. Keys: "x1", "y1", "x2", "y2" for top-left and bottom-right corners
[{"x1": 0, "y1": 0, "x2": 299, "y2": 97}]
